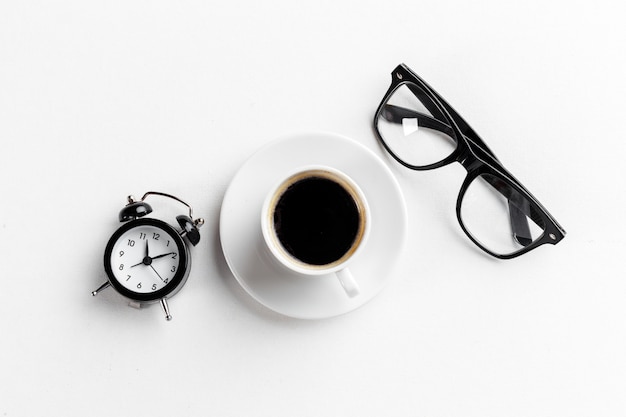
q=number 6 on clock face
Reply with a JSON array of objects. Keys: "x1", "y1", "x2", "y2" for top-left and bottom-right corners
[{"x1": 103, "y1": 218, "x2": 190, "y2": 302}]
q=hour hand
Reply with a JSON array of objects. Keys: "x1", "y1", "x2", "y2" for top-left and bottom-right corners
[{"x1": 131, "y1": 254, "x2": 154, "y2": 268}]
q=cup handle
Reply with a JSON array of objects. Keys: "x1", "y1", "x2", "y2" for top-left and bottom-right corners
[{"x1": 336, "y1": 268, "x2": 360, "y2": 298}]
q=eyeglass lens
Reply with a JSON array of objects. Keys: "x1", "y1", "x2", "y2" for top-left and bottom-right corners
[
  {"x1": 460, "y1": 174, "x2": 547, "y2": 256},
  {"x1": 376, "y1": 83, "x2": 458, "y2": 167}
]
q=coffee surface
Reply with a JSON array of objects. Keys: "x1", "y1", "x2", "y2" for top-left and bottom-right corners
[{"x1": 273, "y1": 177, "x2": 360, "y2": 266}]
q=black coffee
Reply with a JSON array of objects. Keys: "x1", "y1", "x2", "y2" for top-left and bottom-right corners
[{"x1": 273, "y1": 176, "x2": 361, "y2": 266}]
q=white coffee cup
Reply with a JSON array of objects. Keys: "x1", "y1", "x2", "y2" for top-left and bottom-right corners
[{"x1": 261, "y1": 166, "x2": 370, "y2": 297}]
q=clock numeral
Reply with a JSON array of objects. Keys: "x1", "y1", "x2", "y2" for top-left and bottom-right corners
[
  {"x1": 119, "y1": 250, "x2": 124, "y2": 257},
  {"x1": 166, "y1": 240, "x2": 170, "y2": 247},
  {"x1": 153, "y1": 233, "x2": 160, "y2": 240},
  {"x1": 152, "y1": 284, "x2": 157, "y2": 291},
  {"x1": 164, "y1": 278, "x2": 169, "y2": 284},
  {"x1": 172, "y1": 253, "x2": 177, "y2": 259},
  {"x1": 127, "y1": 239, "x2": 135, "y2": 247},
  {"x1": 171, "y1": 266, "x2": 176, "y2": 273},
  {"x1": 126, "y1": 275, "x2": 131, "y2": 281},
  {"x1": 139, "y1": 233, "x2": 147, "y2": 240},
  {"x1": 119, "y1": 264, "x2": 124, "y2": 270},
  {"x1": 137, "y1": 282, "x2": 142, "y2": 289}
]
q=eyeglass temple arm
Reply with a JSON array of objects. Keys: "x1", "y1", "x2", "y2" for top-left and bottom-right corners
[
  {"x1": 382, "y1": 104, "x2": 501, "y2": 162},
  {"x1": 508, "y1": 202, "x2": 532, "y2": 246},
  {"x1": 381, "y1": 105, "x2": 455, "y2": 136},
  {"x1": 406, "y1": 84, "x2": 499, "y2": 162},
  {"x1": 381, "y1": 104, "x2": 532, "y2": 247},
  {"x1": 483, "y1": 174, "x2": 534, "y2": 247}
]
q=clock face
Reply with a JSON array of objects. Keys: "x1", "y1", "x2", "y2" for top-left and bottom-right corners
[{"x1": 104, "y1": 218, "x2": 189, "y2": 301}]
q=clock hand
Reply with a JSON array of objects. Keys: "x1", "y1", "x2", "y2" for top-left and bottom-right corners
[
  {"x1": 149, "y1": 264, "x2": 165, "y2": 282},
  {"x1": 128, "y1": 240, "x2": 152, "y2": 267},
  {"x1": 129, "y1": 247, "x2": 172, "y2": 268},
  {"x1": 151, "y1": 252, "x2": 175, "y2": 260},
  {"x1": 130, "y1": 253, "x2": 154, "y2": 268}
]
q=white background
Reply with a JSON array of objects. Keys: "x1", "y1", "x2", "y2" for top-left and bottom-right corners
[{"x1": 1, "y1": 1, "x2": 624, "y2": 416}]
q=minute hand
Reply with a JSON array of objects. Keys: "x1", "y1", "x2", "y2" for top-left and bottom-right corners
[{"x1": 151, "y1": 252, "x2": 175, "y2": 260}]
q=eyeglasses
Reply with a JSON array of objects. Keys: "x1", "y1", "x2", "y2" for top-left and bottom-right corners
[{"x1": 373, "y1": 63, "x2": 566, "y2": 259}]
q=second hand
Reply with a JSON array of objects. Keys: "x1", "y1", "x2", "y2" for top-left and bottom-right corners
[{"x1": 149, "y1": 264, "x2": 165, "y2": 282}]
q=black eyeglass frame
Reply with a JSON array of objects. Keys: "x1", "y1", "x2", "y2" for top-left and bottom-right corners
[{"x1": 373, "y1": 63, "x2": 566, "y2": 259}]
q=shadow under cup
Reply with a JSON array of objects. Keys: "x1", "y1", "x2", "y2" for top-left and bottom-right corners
[{"x1": 261, "y1": 167, "x2": 370, "y2": 297}]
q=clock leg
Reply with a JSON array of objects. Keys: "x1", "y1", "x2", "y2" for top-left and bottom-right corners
[
  {"x1": 160, "y1": 298, "x2": 172, "y2": 321},
  {"x1": 91, "y1": 281, "x2": 111, "y2": 296}
]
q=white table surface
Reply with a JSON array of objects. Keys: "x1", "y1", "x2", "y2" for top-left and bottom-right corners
[{"x1": 1, "y1": 1, "x2": 624, "y2": 416}]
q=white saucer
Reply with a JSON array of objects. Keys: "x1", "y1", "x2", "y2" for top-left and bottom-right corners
[{"x1": 219, "y1": 132, "x2": 407, "y2": 319}]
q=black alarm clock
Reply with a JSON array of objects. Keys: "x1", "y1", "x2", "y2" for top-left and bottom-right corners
[{"x1": 92, "y1": 191, "x2": 204, "y2": 320}]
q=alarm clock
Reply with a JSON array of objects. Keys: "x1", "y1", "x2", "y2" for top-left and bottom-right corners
[{"x1": 92, "y1": 191, "x2": 204, "y2": 320}]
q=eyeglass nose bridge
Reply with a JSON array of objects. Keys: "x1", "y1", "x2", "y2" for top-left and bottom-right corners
[{"x1": 456, "y1": 146, "x2": 483, "y2": 172}]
